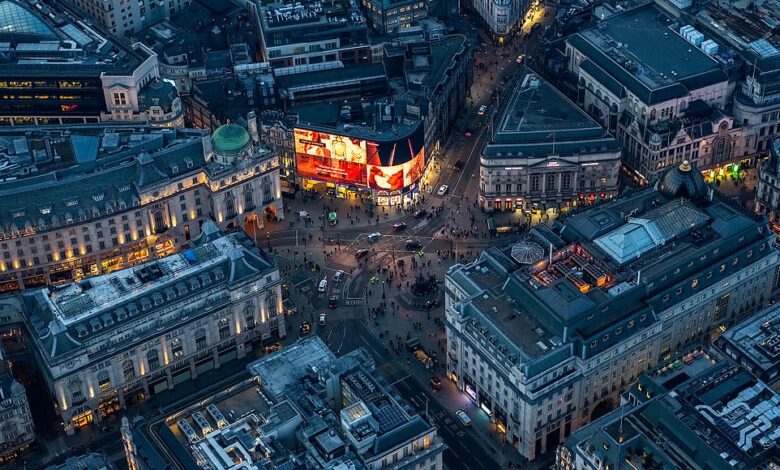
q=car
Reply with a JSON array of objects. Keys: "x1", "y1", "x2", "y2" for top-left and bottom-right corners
[
  {"x1": 463, "y1": 129, "x2": 473, "y2": 138},
  {"x1": 426, "y1": 299, "x2": 442, "y2": 309},
  {"x1": 477, "y1": 104, "x2": 487, "y2": 115},
  {"x1": 405, "y1": 239, "x2": 422, "y2": 250},
  {"x1": 437, "y1": 185, "x2": 449, "y2": 196},
  {"x1": 332, "y1": 270, "x2": 345, "y2": 283},
  {"x1": 318, "y1": 279, "x2": 328, "y2": 293},
  {"x1": 454, "y1": 160, "x2": 464, "y2": 171},
  {"x1": 319, "y1": 313, "x2": 326, "y2": 326},
  {"x1": 297, "y1": 210, "x2": 309, "y2": 217},
  {"x1": 392, "y1": 222, "x2": 407, "y2": 232},
  {"x1": 430, "y1": 376, "x2": 443, "y2": 390},
  {"x1": 264, "y1": 342, "x2": 281, "y2": 353},
  {"x1": 413, "y1": 209, "x2": 427, "y2": 219},
  {"x1": 355, "y1": 249, "x2": 370, "y2": 260},
  {"x1": 516, "y1": 54, "x2": 525, "y2": 64},
  {"x1": 299, "y1": 321, "x2": 311, "y2": 336},
  {"x1": 367, "y1": 232, "x2": 381, "y2": 243},
  {"x1": 329, "y1": 295, "x2": 337, "y2": 308},
  {"x1": 455, "y1": 410, "x2": 472, "y2": 426}
]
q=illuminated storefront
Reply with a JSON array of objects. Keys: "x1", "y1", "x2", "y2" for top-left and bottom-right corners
[{"x1": 294, "y1": 122, "x2": 427, "y2": 206}]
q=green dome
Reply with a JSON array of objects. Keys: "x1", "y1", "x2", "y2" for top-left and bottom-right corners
[{"x1": 211, "y1": 123, "x2": 250, "y2": 155}]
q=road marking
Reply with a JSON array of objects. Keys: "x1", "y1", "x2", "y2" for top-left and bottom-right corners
[{"x1": 389, "y1": 374, "x2": 411, "y2": 386}]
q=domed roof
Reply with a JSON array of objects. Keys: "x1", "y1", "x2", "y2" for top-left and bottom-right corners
[
  {"x1": 211, "y1": 123, "x2": 250, "y2": 156},
  {"x1": 138, "y1": 79, "x2": 178, "y2": 112},
  {"x1": 657, "y1": 160, "x2": 709, "y2": 201}
]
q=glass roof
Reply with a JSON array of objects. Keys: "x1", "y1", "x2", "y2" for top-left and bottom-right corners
[{"x1": 0, "y1": 0, "x2": 57, "y2": 38}]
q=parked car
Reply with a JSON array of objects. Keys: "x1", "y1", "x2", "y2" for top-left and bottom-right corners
[
  {"x1": 477, "y1": 104, "x2": 487, "y2": 115},
  {"x1": 516, "y1": 54, "x2": 525, "y2": 64},
  {"x1": 392, "y1": 222, "x2": 407, "y2": 232},
  {"x1": 437, "y1": 185, "x2": 449, "y2": 196},
  {"x1": 455, "y1": 410, "x2": 472, "y2": 426},
  {"x1": 463, "y1": 130, "x2": 473, "y2": 138},
  {"x1": 332, "y1": 270, "x2": 345, "y2": 283},
  {"x1": 329, "y1": 295, "x2": 337, "y2": 309},
  {"x1": 318, "y1": 279, "x2": 327, "y2": 293},
  {"x1": 367, "y1": 232, "x2": 381, "y2": 243},
  {"x1": 355, "y1": 249, "x2": 370, "y2": 260}
]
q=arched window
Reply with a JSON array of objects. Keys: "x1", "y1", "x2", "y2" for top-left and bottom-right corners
[
  {"x1": 69, "y1": 380, "x2": 83, "y2": 402},
  {"x1": 262, "y1": 181, "x2": 272, "y2": 203},
  {"x1": 244, "y1": 302, "x2": 256, "y2": 329},
  {"x1": 123, "y1": 360, "x2": 135, "y2": 381},
  {"x1": 243, "y1": 187, "x2": 254, "y2": 210},
  {"x1": 147, "y1": 349, "x2": 160, "y2": 372},
  {"x1": 225, "y1": 194, "x2": 236, "y2": 219}
]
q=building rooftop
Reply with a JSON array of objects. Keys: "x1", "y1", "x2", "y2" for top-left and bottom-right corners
[
  {"x1": 448, "y1": 166, "x2": 773, "y2": 373},
  {"x1": 44, "y1": 453, "x2": 114, "y2": 470},
  {"x1": 483, "y1": 68, "x2": 619, "y2": 159},
  {"x1": 257, "y1": 0, "x2": 367, "y2": 45},
  {"x1": 569, "y1": 3, "x2": 727, "y2": 104},
  {"x1": 719, "y1": 302, "x2": 780, "y2": 381},
  {"x1": 22, "y1": 225, "x2": 276, "y2": 362},
  {"x1": 0, "y1": 0, "x2": 153, "y2": 77},
  {"x1": 567, "y1": 361, "x2": 780, "y2": 470}
]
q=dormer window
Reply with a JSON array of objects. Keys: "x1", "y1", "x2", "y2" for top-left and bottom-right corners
[
  {"x1": 65, "y1": 199, "x2": 79, "y2": 207},
  {"x1": 11, "y1": 209, "x2": 26, "y2": 218},
  {"x1": 93, "y1": 193, "x2": 105, "y2": 202},
  {"x1": 40, "y1": 206, "x2": 52, "y2": 215}
]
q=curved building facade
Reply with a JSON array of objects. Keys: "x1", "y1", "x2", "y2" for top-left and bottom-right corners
[{"x1": 294, "y1": 120, "x2": 428, "y2": 206}]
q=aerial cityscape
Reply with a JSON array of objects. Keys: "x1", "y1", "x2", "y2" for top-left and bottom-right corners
[{"x1": 0, "y1": 0, "x2": 779, "y2": 468}]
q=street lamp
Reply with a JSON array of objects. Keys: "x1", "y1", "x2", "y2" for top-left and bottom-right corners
[{"x1": 266, "y1": 232, "x2": 271, "y2": 250}]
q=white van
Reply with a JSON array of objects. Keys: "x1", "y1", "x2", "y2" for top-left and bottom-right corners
[{"x1": 318, "y1": 279, "x2": 328, "y2": 293}]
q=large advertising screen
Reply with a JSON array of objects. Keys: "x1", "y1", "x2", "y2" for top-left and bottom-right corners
[
  {"x1": 295, "y1": 125, "x2": 425, "y2": 190},
  {"x1": 367, "y1": 147, "x2": 425, "y2": 191}
]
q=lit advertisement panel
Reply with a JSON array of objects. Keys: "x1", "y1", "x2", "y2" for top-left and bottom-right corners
[
  {"x1": 294, "y1": 128, "x2": 367, "y2": 186},
  {"x1": 294, "y1": 124, "x2": 425, "y2": 190},
  {"x1": 367, "y1": 147, "x2": 425, "y2": 190}
]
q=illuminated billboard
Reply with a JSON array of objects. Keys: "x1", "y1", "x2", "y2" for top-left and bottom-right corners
[
  {"x1": 294, "y1": 125, "x2": 425, "y2": 191},
  {"x1": 367, "y1": 147, "x2": 425, "y2": 191}
]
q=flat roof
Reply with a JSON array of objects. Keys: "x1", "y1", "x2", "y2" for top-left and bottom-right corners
[
  {"x1": 570, "y1": 4, "x2": 727, "y2": 104},
  {"x1": 719, "y1": 303, "x2": 780, "y2": 374}
]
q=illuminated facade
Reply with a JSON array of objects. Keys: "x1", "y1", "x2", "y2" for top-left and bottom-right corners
[
  {"x1": 65, "y1": 0, "x2": 193, "y2": 37},
  {"x1": 360, "y1": 0, "x2": 428, "y2": 35},
  {"x1": 294, "y1": 120, "x2": 428, "y2": 206},
  {"x1": 0, "y1": 0, "x2": 183, "y2": 128},
  {"x1": 0, "y1": 123, "x2": 282, "y2": 292},
  {"x1": 446, "y1": 164, "x2": 778, "y2": 460},
  {"x1": 16, "y1": 226, "x2": 284, "y2": 435},
  {"x1": 480, "y1": 69, "x2": 621, "y2": 213},
  {"x1": 473, "y1": 0, "x2": 526, "y2": 41}
]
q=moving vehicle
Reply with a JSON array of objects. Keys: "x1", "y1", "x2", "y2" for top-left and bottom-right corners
[
  {"x1": 455, "y1": 410, "x2": 472, "y2": 426},
  {"x1": 430, "y1": 376, "x2": 443, "y2": 390},
  {"x1": 405, "y1": 239, "x2": 422, "y2": 250},
  {"x1": 454, "y1": 160, "x2": 464, "y2": 171},
  {"x1": 329, "y1": 295, "x2": 337, "y2": 309},
  {"x1": 299, "y1": 321, "x2": 311, "y2": 336},
  {"x1": 413, "y1": 210, "x2": 427, "y2": 219},
  {"x1": 392, "y1": 222, "x2": 407, "y2": 232},
  {"x1": 355, "y1": 249, "x2": 370, "y2": 260},
  {"x1": 319, "y1": 313, "x2": 326, "y2": 326},
  {"x1": 437, "y1": 185, "x2": 449, "y2": 196},
  {"x1": 516, "y1": 54, "x2": 525, "y2": 64},
  {"x1": 318, "y1": 279, "x2": 328, "y2": 293},
  {"x1": 332, "y1": 270, "x2": 345, "y2": 283},
  {"x1": 477, "y1": 104, "x2": 487, "y2": 115},
  {"x1": 328, "y1": 211, "x2": 338, "y2": 226},
  {"x1": 463, "y1": 130, "x2": 473, "y2": 138},
  {"x1": 367, "y1": 232, "x2": 381, "y2": 243},
  {"x1": 297, "y1": 210, "x2": 309, "y2": 217}
]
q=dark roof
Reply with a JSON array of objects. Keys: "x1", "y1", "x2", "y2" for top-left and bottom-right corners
[{"x1": 656, "y1": 161, "x2": 710, "y2": 201}]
